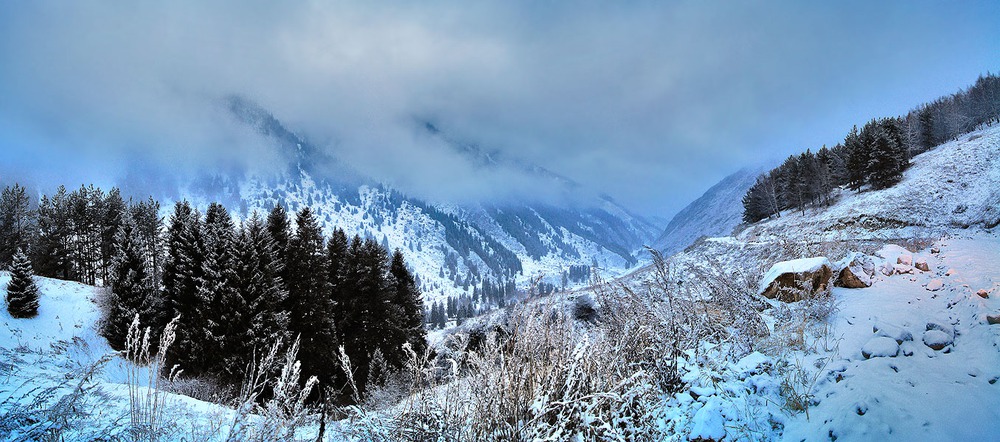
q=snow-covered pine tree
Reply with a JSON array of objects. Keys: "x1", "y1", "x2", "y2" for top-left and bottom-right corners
[
  {"x1": 33, "y1": 187, "x2": 72, "y2": 279},
  {"x1": 6, "y1": 248, "x2": 40, "y2": 318},
  {"x1": 865, "y1": 118, "x2": 907, "y2": 190},
  {"x1": 844, "y1": 125, "x2": 867, "y2": 191},
  {"x1": 0, "y1": 184, "x2": 33, "y2": 270},
  {"x1": 103, "y1": 212, "x2": 162, "y2": 350},
  {"x1": 388, "y1": 248, "x2": 427, "y2": 364},
  {"x1": 233, "y1": 212, "x2": 290, "y2": 372},
  {"x1": 162, "y1": 201, "x2": 207, "y2": 373},
  {"x1": 266, "y1": 204, "x2": 292, "y2": 293},
  {"x1": 286, "y1": 207, "x2": 336, "y2": 389},
  {"x1": 198, "y1": 202, "x2": 244, "y2": 380}
]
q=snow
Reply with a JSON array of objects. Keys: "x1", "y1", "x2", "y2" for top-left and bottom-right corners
[
  {"x1": 861, "y1": 337, "x2": 900, "y2": 358},
  {"x1": 921, "y1": 330, "x2": 952, "y2": 350},
  {"x1": 759, "y1": 257, "x2": 832, "y2": 293}
]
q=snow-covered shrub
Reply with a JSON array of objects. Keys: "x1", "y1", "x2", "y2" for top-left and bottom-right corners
[
  {"x1": 125, "y1": 314, "x2": 182, "y2": 441},
  {"x1": 0, "y1": 353, "x2": 122, "y2": 440},
  {"x1": 224, "y1": 337, "x2": 318, "y2": 442}
]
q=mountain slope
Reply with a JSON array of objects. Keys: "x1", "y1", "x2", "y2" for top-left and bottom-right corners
[
  {"x1": 653, "y1": 166, "x2": 762, "y2": 255},
  {"x1": 181, "y1": 97, "x2": 660, "y2": 304}
]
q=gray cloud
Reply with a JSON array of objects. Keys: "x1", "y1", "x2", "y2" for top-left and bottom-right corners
[{"x1": 1, "y1": 1, "x2": 998, "y2": 216}]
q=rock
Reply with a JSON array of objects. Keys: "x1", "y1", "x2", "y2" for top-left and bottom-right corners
[
  {"x1": 894, "y1": 264, "x2": 914, "y2": 275},
  {"x1": 926, "y1": 321, "x2": 955, "y2": 338},
  {"x1": 862, "y1": 337, "x2": 900, "y2": 359},
  {"x1": 914, "y1": 259, "x2": 930, "y2": 272},
  {"x1": 836, "y1": 253, "x2": 876, "y2": 289},
  {"x1": 922, "y1": 330, "x2": 953, "y2": 350},
  {"x1": 873, "y1": 323, "x2": 913, "y2": 344},
  {"x1": 897, "y1": 254, "x2": 913, "y2": 266},
  {"x1": 759, "y1": 257, "x2": 834, "y2": 303},
  {"x1": 945, "y1": 268, "x2": 958, "y2": 276},
  {"x1": 931, "y1": 247, "x2": 940, "y2": 254},
  {"x1": 977, "y1": 289, "x2": 989, "y2": 299},
  {"x1": 926, "y1": 279, "x2": 945, "y2": 291},
  {"x1": 988, "y1": 314, "x2": 1000, "y2": 325}
]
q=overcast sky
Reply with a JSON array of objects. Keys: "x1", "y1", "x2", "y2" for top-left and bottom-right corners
[{"x1": 1, "y1": 1, "x2": 998, "y2": 218}]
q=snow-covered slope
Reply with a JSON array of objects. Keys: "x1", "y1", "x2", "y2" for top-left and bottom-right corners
[
  {"x1": 653, "y1": 166, "x2": 762, "y2": 256},
  {"x1": 740, "y1": 125, "x2": 1000, "y2": 244},
  {"x1": 0, "y1": 273, "x2": 237, "y2": 440}
]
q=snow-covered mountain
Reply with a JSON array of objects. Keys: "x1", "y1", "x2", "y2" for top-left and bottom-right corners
[
  {"x1": 178, "y1": 97, "x2": 660, "y2": 304},
  {"x1": 652, "y1": 166, "x2": 763, "y2": 255}
]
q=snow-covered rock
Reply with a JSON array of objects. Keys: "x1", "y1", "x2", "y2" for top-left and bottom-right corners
[
  {"x1": 922, "y1": 330, "x2": 953, "y2": 350},
  {"x1": 894, "y1": 264, "x2": 914, "y2": 275},
  {"x1": 861, "y1": 337, "x2": 900, "y2": 359},
  {"x1": 897, "y1": 254, "x2": 913, "y2": 266},
  {"x1": 987, "y1": 314, "x2": 1000, "y2": 325},
  {"x1": 836, "y1": 253, "x2": 876, "y2": 288},
  {"x1": 914, "y1": 258, "x2": 930, "y2": 272},
  {"x1": 976, "y1": 289, "x2": 989, "y2": 299},
  {"x1": 926, "y1": 279, "x2": 945, "y2": 291},
  {"x1": 873, "y1": 322, "x2": 913, "y2": 344},
  {"x1": 759, "y1": 257, "x2": 833, "y2": 302}
]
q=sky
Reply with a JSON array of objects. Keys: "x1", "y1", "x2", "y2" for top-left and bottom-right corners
[{"x1": 1, "y1": 1, "x2": 999, "y2": 219}]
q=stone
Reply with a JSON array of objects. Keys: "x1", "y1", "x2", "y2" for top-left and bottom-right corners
[
  {"x1": 945, "y1": 268, "x2": 958, "y2": 276},
  {"x1": 926, "y1": 279, "x2": 945, "y2": 291},
  {"x1": 988, "y1": 314, "x2": 1000, "y2": 325},
  {"x1": 931, "y1": 247, "x2": 940, "y2": 254},
  {"x1": 926, "y1": 321, "x2": 955, "y2": 338},
  {"x1": 977, "y1": 289, "x2": 989, "y2": 299},
  {"x1": 922, "y1": 330, "x2": 953, "y2": 350},
  {"x1": 862, "y1": 337, "x2": 900, "y2": 359},
  {"x1": 897, "y1": 254, "x2": 913, "y2": 266},
  {"x1": 836, "y1": 253, "x2": 876, "y2": 289},
  {"x1": 894, "y1": 264, "x2": 914, "y2": 275},
  {"x1": 873, "y1": 323, "x2": 913, "y2": 344},
  {"x1": 759, "y1": 257, "x2": 834, "y2": 303},
  {"x1": 914, "y1": 259, "x2": 930, "y2": 272}
]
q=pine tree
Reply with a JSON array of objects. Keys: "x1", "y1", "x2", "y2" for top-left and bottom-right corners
[
  {"x1": 286, "y1": 207, "x2": 336, "y2": 389},
  {"x1": 198, "y1": 203, "x2": 243, "y2": 380},
  {"x1": 388, "y1": 249, "x2": 427, "y2": 363},
  {"x1": 844, "y1": 125, "x2": 867, "y2": 191},
  {"x1": 0, "y1": 184, "x2": 33, "y2": 269},
  {"x1": 231, "y1": 212, "x2": 290, "y2": 380},
  {"x1": 162, "y1": 201, "x2": 207, "y2": 374},
  {"x1": 33, "y1": 187, "x2": 72, "y2": 279},
  {"x1": 103, "y1": 213, "x2": 161, "y2": 350},
  {"x1": 6, "y1": 249, "x2": 39, "y2": 318}
]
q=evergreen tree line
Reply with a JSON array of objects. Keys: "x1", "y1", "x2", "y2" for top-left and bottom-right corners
[
  {"x1": 743, "y1": 73, "x2": 1000, "y2": 223},
  {"x1": 0, "y1": 183, "x2": 427, "y2": 403}
]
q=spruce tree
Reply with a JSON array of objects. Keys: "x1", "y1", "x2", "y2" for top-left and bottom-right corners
[
  {"x1": 162, "y1": 201, "x2": 206, "y2": 374},
  {"x1": 388, "y1": 249, "x2": 427, "y2": 363},
  {"x1": 0, "y1": 184, "x2": 33, "y2": 269},
  {"x1": 32, "y1": 186, "x2": 71, "y2": 279},
  {"x1": 103, "y1": 213, "x2": 161, "y2": 350},
  {"x1": 286, "y1": 207, "x2": 336, "y2": 390},
  {"x1": 198, "y1": 203, "x2": 243, "y2": 380},
  {"x1": 233, "y1": 213, "x2": 290, "y2": 370},
  {"x1": 6, "y1": 249, "x2": 40, "y2": 318}
]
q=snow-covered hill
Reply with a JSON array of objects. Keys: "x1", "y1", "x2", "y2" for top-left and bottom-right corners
[{"x1": 653, "y1": 166, "x2": 763, "y2": 255}]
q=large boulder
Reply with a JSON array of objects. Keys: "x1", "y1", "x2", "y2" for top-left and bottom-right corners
[
  {"x1": 862, "y1": 337, "x2": 900, "y2": 359},
  {"x1": 836, "y1": 253, "x2": 876, "y2": 288},
  {"x1": 759, "y1": 257, "x2": 833, "y2": 303}
]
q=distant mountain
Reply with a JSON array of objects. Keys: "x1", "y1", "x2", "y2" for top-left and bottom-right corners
[
  {"x1": 653, "y1": 167, "x2": 763, "y2": 256},
  {"x1": 175, "y1": 96, "x2": 661, "y2": 304}
]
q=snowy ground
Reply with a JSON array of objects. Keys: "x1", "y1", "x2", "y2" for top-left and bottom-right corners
[{"x1": 667, "y1": 233, "x2": 1000, "y2": 441}]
